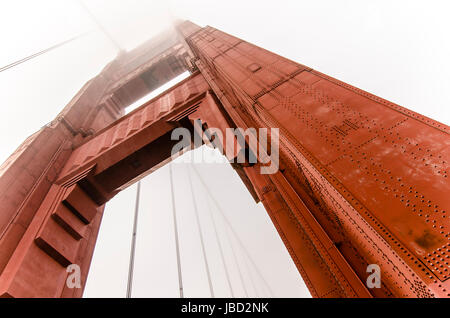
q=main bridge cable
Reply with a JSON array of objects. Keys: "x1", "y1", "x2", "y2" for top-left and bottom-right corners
[
  {"x1": 126, "y1": 181, "x2": 141, "y2": 298},
  {"x1": 77, "y1": 0, "x2": 122, "y2": 51},
  {"x1": 0, "y1": 32, "x2": 90, "y2": 73},
  {"x1": 189, "y1": 164, "x2": 275, "y2": 297},
  {"x1": 169, "y1": 164, "x2": 184, "y2": 298},
  {"x1": 186, "y1": 167, "x2": 215, "y2": 297},
  {"x1": 0, "y1": 1, "x2": 121, "y2": 73},
  {"x1": 0, "y1": 0, "x2": 121, "y2": 74}
]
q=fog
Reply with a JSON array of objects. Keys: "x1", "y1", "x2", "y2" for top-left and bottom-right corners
[{"x1": 1, "y1": 0, "x2": 449, "y2": 297}]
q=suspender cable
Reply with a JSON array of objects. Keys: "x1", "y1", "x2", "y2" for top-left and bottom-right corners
[
  {"x1": 190, "y1": 164, "x2": 275, "y2": 297},
  {"x1": 240, "y1": 244, "x2": 260, "y2": 297},
  {"x1": 187, "y1": 167, "x2": 215, "y2": 298},
  {"x1": 221, "y1": 219, "x2": 249, "y2": 297},
  {"x1": 204, "y1": 192, "x2": 235, "y2": 297},
  {"x1": 169, "y1": 164, "x2": 184, "y2": 298},
  {"x1": 126, "y1": 181, "x2": 141, "y2": 298},
  {"x1": 0, "y1": 32, "x2": 90, "y2": 73}
]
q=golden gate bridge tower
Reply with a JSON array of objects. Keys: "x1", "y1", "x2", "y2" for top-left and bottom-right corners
[{"x1": 0, "y1": 21, "x2": 448, "y2": 298}]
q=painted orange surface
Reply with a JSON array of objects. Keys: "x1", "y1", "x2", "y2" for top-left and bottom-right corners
[{"x1": 0, "y1": 21, "x2": 448, "y2": 298}]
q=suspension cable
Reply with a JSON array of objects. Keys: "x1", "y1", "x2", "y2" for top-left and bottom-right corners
[
  {"x1": 238, "y1": 240, "x2": 261, "y2": 297},
  {"x1": 187, "y1": 167, "x2": 215, "y2": 297},
  {"x1": 204, "y1": 191, "x2": 235, "y2": 297},
  {"x1": 169, "y1": 164, "x2": 184, "y2": 298},
  {"x1": 0, "y1": 32, "x2": 90, "y2": 73},
  {"x1": 221, "y1": 217, "x2": 249, "y2": 297},
  {"x1": 78, "y1": 0, "x2": 122, "y2": 51},
  {"x1": 190, "y1": 164, "x2": 275, "y2": 297},
  {"x1": 126, "y1": 181, "x2": 141, "y2": 298}
]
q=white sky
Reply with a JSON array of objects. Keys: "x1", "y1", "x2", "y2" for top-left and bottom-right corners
[
  {"x1": 1, "y1": 0, "x2": 449, "y2": 298},
  {"x1": 84, "y1": 147, "x2": 307, "y2": 298}
]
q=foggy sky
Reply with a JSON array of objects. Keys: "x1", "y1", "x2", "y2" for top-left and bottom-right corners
[{"x1": 1, "y1": 0, "x2": 449, "y2": 298}]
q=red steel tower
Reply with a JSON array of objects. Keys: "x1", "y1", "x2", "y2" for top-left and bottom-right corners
[{"x1": 0, "y1": 21, "x2": 448, "y2": 298}]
